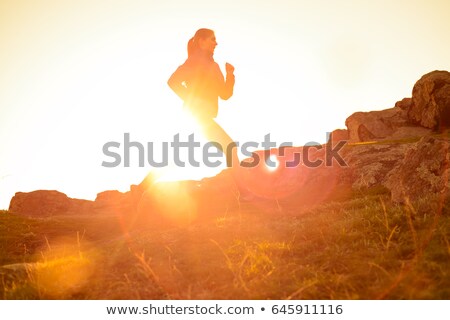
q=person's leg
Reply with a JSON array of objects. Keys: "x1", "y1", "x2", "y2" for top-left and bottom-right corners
[
  {"x1": 199, "y1": 118, "x2": 240, "y2": 168},
  {"x1": 197, "y1": 117, "x2": 255, "y2": 200}
]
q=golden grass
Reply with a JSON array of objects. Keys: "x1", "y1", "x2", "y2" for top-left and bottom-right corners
[{"x1": 1, "y1": 188, "x2": 449, "y2": 299}]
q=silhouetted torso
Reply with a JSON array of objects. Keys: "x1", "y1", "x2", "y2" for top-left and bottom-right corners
[{"x1": 168, "y1": 51, "x2": 234, "y2": 119}]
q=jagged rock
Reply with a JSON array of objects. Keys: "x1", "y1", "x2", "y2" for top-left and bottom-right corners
[
  {"x1": 95, "y1": 190, "x2": 126, "y2": 202},
  {"x1": 328, "y1": 129, "x2": 349, "y2": 144},
  {"x1": 7, "y1": 71, "x2": 449, "y2": 219},
  {"x1": 128, "y1": 171, "x2": 160, "y2": 205},
  {"x1": 345, "y1": 107, "x2": 410, "y2": 142},
  {"x1": 95, "y1": 190, "x2": 130, "y2": 206},
  {"x1": 339, "y1": 143, "x2": 410, "y2": 189},
  {"x1": 385, "y1": 136, "x2": 450, "y2": 203},
  {"x1": 387, "y1": 126, "x2": 432, "y2": 140},
  {"x1": 408, "y1": 70, "x2": 450, "y2": 130},
  {"x1": 8, "y1": 190, "x2": 93, "y2": 216},
  {"x1": 94, "y1": 189, "x2": 139, "y2": 216},
  {"x1": 345, "y1": 105, "x2": 433, "y2": 143},
  {"x1": 395, "y1": 97, "x2": 412, "y2": 110}
]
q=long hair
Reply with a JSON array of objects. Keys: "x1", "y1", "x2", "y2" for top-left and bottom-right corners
[{"x1": 187, "y1": 28, "x2": 214, "y2": 58}]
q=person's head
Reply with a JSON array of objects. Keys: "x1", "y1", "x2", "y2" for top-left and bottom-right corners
[{"x1": 187, "y1": 28, "x2": 217, "y2": 58}]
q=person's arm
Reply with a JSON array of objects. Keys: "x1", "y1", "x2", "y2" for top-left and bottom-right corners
[
  {"x1": 219, "y1": 63, "x2": 235, "y2": 100},
  {"x1": 167, "y1": 64, "x2": 189, "y2": 101}
]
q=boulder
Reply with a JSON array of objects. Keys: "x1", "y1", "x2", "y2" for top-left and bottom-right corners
[
  {"x1": 385, "y1": 136, "x2": 449, "y2": 203},
  {"x1": 345, "y1": 105, "x2": 433, "y2": 143},
  {"x1": 408, "y1": 70, "x2": 450, "y2": 130},
  {"x1": 339, "y1": 143, "x2": 410, "y2": 189},
  {"x1": 95, "y1": 190, "x2": 130, "y2": 206},
  {"x1": 395, "y1": 97, "x2": 412, "y2": 110},
  {"x1": 127, "y1": 171, "x2": 160, "y2": 205},
  {"x1": 345, "y1": 107, "x2": 410, "y2": 142},
  {"x1": 387, "y1": 126, "x2": 432, "y2": 140},
  {"x1": 8, "y1": 190, "x2": 93, "y2": 216},
  {"x1": 328, "y1": 129, "x2": 349, "y2": 144},
  {"x1": 94, "y1": 190, "x2": 139, "y2": 216}
]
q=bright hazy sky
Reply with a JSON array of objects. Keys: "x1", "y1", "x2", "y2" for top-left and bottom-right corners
[{"x1": 1, "y1": 0, "x2": 450, "y2": 208}]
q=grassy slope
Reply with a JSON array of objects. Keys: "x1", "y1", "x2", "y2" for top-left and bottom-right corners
[{"x1": 1, "y1": 186, "x2": 449, "y2": 300}]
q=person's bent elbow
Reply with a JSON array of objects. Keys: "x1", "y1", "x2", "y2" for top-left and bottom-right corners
[{"x1": 220, "y1": 92, "x2": 233, "y2": 100}]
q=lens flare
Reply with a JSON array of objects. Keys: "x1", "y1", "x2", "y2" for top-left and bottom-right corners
[{"x1": 266, "y1": 155, "x2": 279, "y2": 172}]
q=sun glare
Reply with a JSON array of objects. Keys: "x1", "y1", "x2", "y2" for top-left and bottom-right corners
[
  {"x1": 266, "y1": 155, "x2": 279, "y2": 172},
  {"x1": 1, "y1": 1, "x2": 450, "y2": 209}
]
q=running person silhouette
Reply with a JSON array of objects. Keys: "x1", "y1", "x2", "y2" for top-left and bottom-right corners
[{"x1": 168, "y1": 28, "x2": 240, "y2": 169}]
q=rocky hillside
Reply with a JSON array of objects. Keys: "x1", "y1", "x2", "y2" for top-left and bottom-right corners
[
  {"x1": 8, "y1": 71, "x2": 450, "y2": 221},
  {"x1": 2, "y1": 70, "x2": 449, "y2": 300}
]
